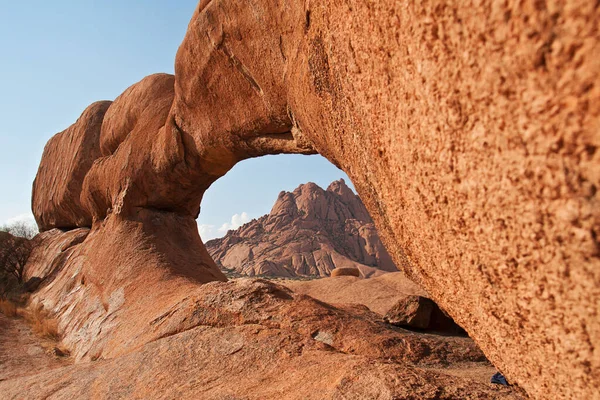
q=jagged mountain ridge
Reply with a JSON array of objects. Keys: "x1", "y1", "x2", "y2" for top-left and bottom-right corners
[{"x1": 205, "y1": 179, "x2": 398, "y2": 278}]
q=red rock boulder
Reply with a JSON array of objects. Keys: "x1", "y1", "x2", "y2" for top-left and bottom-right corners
[
  {"x1": 32, "y1": 101, "x2": 111, "y2": 231},
  {"x1": 330, "y1": 267, "x2": 361, "y2": 278},
  {"x1": 384, "y1": 295, "x2": 464, "y2": 335}
]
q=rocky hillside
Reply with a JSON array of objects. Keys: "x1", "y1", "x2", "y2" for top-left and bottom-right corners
[{"x1": 206, "y1": 179, "x2": 397, "y2": 278}]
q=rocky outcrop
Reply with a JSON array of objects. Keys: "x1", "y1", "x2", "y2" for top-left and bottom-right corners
[
  {"x1": 24, "y1": 228, "x2": 89, "y2": 283},
  {"x1": 32, "y1": 101, "x2": 111, "y2": 231},
  {"x1": 384, "y1": 295, "x2": 437, "y2": 329},
  {"x1": 285, "y1": 272, "x2": 465, "y2": 335},
  {"x1": 26, "y1": 1, "x2": 600, "y2": 399},
  {"x1": 206, "y1": 179, "x2": 397, "y2": 278},
  {"x1": 24, "y1": 212, "x2": 227, "y2": 362},
  {"x1": 384, "y1": 295, "x2": 464, "y2": 335},
  {"x1": 0, "y1": 329, "x2": 520, "y2": 400}
]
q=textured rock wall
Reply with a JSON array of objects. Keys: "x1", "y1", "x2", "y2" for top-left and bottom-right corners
[
  {"x1": 26, "y1": 212, "x2": 227, "y2": 361},
  {"x1": 30, "y1": 1, "x2": 599, "y2": 398},
  {"x1": 291, "y1": 2, "x2": 600, "y2": 399},
  {"x1": 285, "y1": 2, "x2": 599, "y2": 398}
]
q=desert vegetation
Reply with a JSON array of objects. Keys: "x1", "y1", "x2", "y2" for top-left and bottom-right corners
[
  {"x1": 0, "y1": 220, "x2": 37, "y2": 296},
  {"x1": 0, "y1": 220, "x2": 38, "y2": 240},
  {"x1": 21, "y1": 305, "x2": 60, "y2": 340},
  {"x1": 0, "y1": 233, "x2": 31, "y2": 299},
  {"x1": 0, "y1": 298, "x2": 18, "y2": 317},
  {"x1": 0, "y1": 221, "x2": 59, "y2": 340}
]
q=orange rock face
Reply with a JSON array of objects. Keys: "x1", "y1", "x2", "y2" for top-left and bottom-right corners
[
  {"x1": 27, "y1": 1, "x2": 599, "y2": 399},
  {"x1": 285, "y1": 4, "x2": 600, "y2": 399},
  {"x1": 207, "y1": 179, "x2": 397, "y2": 278}
]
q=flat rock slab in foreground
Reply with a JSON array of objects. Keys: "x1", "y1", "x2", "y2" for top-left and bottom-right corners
[{"x1": 0, "y1": 279, "x2": 523, "y2": 400}]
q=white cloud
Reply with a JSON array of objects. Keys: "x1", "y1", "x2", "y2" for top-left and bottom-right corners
[
  {"x1": 198, "y1": 212, "x2": 252, "y2": 242},
  {"x1": 197, "y1": 224, "x2": 216, "y2": 241},
  {"x1": 218, "y1": 212, "x2": 251, "y2": 233}
]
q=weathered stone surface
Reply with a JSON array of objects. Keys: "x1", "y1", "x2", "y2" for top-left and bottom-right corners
[
  {"x1": 282, "y1": 3, "x2": 600, "y2": 399},
  {"x1": 286, "y1": 272, "x2": 466, "y2": 336},
  {"x1": 0, "y1": 321, "x2": 520, "y2": 399},
  {"x1": 28, "y1": 1, "x2": 600, "y2": 399},
  {"x1": 207, "y1": 179, "x2": 397, "y2": 277},
  {"x1": 32, "y1": 101, "x2": 111, "y2": 231},
  {"x1": 80, "y1": 73, "x2": 192, "y2": 222},
  {"x1": 99, "y1": 73, "x2": 175, "y2": 157},
  {"x1": 25, "y1": 212, "x2": 226, "y2": 361},
  {"x1": 24, "y1": 228, "x2": 89, "y2": 283},
  {"x1": 0, "y1": 313, "x2": 71, "y2": 382},
  {"x1": 0, "y1": 336, "x2": 521, "y2": 400}
]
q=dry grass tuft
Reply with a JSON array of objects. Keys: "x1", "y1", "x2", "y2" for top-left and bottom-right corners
[
  {"x1": 22, "y1": 307, "x2": 60, "y2": 340},
  {"x1": 0, "y1": 299, "x2": 18, "y2": 317}
]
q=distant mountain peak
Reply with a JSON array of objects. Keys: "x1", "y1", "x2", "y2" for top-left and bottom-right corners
[
  {"x1": 206, "y1": 180, "x2": 397, "y2": 278},
  {"x1": 326, "y1": 178, "x2": 350, "y2": 192}
]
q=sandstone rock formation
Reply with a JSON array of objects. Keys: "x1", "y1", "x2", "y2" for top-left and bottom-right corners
[
  {"x1": 206, "y1": 179, "x2": 397, "y2": 278},
  {"x1": 23, "y1": 1, "x2": 600, "y2": 399},
  {"x1": 32, "y1": 101, "x2": 111, "y2": 231},
  {"x1": 24, "y1": 228, "x2": 89, "y2": 284}
]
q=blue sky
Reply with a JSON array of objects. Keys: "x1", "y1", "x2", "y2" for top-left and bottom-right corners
[{"x1": 0, "y1": 1, "x2": 351, "y2": 240}]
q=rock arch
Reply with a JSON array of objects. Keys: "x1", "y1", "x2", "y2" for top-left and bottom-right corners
[{"x1": 30, "y1": 1, "x2": 599, "y2": 399}]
